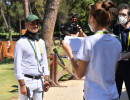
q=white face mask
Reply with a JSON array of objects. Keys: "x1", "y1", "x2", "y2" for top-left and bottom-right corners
[
  {"x1": 88, "y1": 23, "x2": 94, "y2": 32},
  {"x1": 118, "y1": 15, "x2": 128, "y2": 25}
]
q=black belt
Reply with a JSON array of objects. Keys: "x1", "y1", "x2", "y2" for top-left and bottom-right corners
[{"x1": 24, "y1": 74, "x2": 41, "y2": 79}]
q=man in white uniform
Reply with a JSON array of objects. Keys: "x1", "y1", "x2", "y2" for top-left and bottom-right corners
[{"x1": 14, "y1": 14, "x2": 50, "y2": 100}]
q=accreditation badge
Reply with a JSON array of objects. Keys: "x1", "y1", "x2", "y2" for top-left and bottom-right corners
[
  {"x1": 39, "y1": 58, "x2": 44, "y2": 67},
  {"x1": 38, "y1": 58, "x2": 44, "y2": 72}
]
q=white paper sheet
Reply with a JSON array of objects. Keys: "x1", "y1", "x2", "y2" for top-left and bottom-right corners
[{"x1": 64, "y1": 36, "x2": 85, "y2": 59}]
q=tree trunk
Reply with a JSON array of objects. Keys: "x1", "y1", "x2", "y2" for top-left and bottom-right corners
[
  {"x1": 0, "y1": 6, "x2": 8, "y2": 29},
  {"x1": 41, "y1": 0, "x2": 60, "y2": 56},
  {"x1": 6, "y1": 0, "x2": 12, "y2": 41},
  {"x1": 24, "y1": 0, "x2": 29, "y2": 17},
  {"x1": 28, "y1": 0, "x2": 32, "y2": 14},
  {"x1": 23, "y1": 0, "x2": 29, "y2": 27},
  {"x1": 34, "y1": 4, "x2": 43, "y2": 20},
  {"x1": 19, "y1": 19, "x2": 22, "y2": 36}
]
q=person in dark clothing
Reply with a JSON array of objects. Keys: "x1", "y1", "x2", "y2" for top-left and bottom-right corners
[{"x1": 113, "y1": 4, "x2": 130, "y2": 99}]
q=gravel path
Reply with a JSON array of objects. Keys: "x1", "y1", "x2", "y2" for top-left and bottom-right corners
[
  {"x1": 44, "y1": 78, "x2": 129, "y2": 100},
  {"x1": 13, "y1": 78, "x2": 129, "y2": 100},
  {"x1": 44, "y1": 79, "x2": 84, "y2": 100}
]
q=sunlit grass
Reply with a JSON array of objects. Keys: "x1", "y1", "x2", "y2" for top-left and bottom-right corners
[{"x1": 0, "y1": 63, "x2": 18, "y2": 100}]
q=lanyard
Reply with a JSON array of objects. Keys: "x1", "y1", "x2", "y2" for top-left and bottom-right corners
[
  {"x1": 27, "y1": 38, "x2": 42, "y2": 59},
  {"x1": 119, "y1": 32, "x2": 130, "y2": 50},
  {"x1": 96, "y1": 31, "x2": 109, "y2": 34},
  {"x1": 38, "y1": 41, "x2": 42, "y2": 54}
]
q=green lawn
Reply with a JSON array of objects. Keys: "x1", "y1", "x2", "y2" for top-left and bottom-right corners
[
  {"x1": 0, "y1": 32, "x2": 20, "y2": 36},
  {"x1": 0, "y1": 62, "x2": 18, "y2": 100},
  {"x1": 0, "y1": 46, "x2": 73, "y2": 100}
]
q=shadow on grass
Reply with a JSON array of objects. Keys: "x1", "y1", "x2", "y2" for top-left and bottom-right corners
[
  {"x1": 2, "y1": 68, "x2": 14, "y2": 70},
  {"x1": 9, "y1": 89, "x2": 18, "y2": 93},
  {"x1": 0, "y1": 58, "x2": 14, "y2": 64},
  {"x1": 9, "y1": 85, "x2": 18, "y2": 93}
]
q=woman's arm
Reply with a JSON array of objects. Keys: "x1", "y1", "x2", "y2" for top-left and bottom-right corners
[{"x1": 62, "y1": 41, "x2": 88, "y2": 79}]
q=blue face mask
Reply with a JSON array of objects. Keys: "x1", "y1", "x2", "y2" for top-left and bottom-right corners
[{"x1": 88, "y1": 23, "x2": 94, "y2": 32}]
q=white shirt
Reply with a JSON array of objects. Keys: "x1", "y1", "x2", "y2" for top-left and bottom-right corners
[
  {"x1": 77, "y1": 31, "x2": 122, "y2": 100},
  {"x1": 14, "y1": 37, "x2": 49, "y2": 80}
]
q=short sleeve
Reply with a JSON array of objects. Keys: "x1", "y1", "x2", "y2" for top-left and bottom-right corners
[{"x1": 76, "y1": 38, "x2": 91, "y2": 62}]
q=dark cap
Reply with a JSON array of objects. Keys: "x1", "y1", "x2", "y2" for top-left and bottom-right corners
[{"x1": 26, "y1": 14, "x2": 39, "y2": 23}]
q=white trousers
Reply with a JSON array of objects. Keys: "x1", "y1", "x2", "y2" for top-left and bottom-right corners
[{"x1": 18, "y1": 76, "x2": 44, "y2": 100}]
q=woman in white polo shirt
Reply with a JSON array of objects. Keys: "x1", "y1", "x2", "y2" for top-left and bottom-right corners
[{"x1": 62, "y1": 1, "x2": 122, "y2": 100}]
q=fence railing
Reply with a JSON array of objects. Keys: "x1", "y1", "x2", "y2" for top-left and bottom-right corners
[
  {"x1": 0, "y1": 41, "x2": 16, "y2": 60},
  {"x1": 48, "y1": 54, "x2": 78, "y2": 86},
  {"x1": 0, "y1": 41, "x2": 78, "y2": 86}
]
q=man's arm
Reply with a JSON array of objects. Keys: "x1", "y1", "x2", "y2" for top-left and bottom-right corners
[
  {"x1": 42, "y1": 40, "x2": 50, "y2": 76},
  {"x1": 44, "y1": 75, "x2": 50, "y2": 92},
  {"x1": 77, "y1": 25, "x2": 87, "y2": 37},
  {"x1": 18, "y1": 80, "x2": 27, "y2": 96},
  {"x1": 14, "y1": 42, "x2": 27, "y2": 96},
  {"x1": 41, "y1": 40, "x2": 50, "y2": 92}
]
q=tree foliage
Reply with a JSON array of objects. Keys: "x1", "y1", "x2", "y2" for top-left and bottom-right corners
[
  {"x1": 56, "y1": 0, "x2": 98, "y2": 33},
  {"x1": 28, "y1": 0, "x2": 46, "y2": 20},
  {"x1": 0, "y1": 0, "x2": 7, "y2": 32},
  {"x1": 9, "y1": 1, "x2": 24, "y2": 32},
  {"x1": 67, "y1": 0, "x2": 95, "y2": 28},
  {"x1": 9, "y1": 2, "x2": 24, "y2": 19},
  {"x1": 0, "y1": 0, "x2": 130, "y2": 34},
  {"x1": 112, "y1": 0, "x2": 130, "y2": 6}
]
